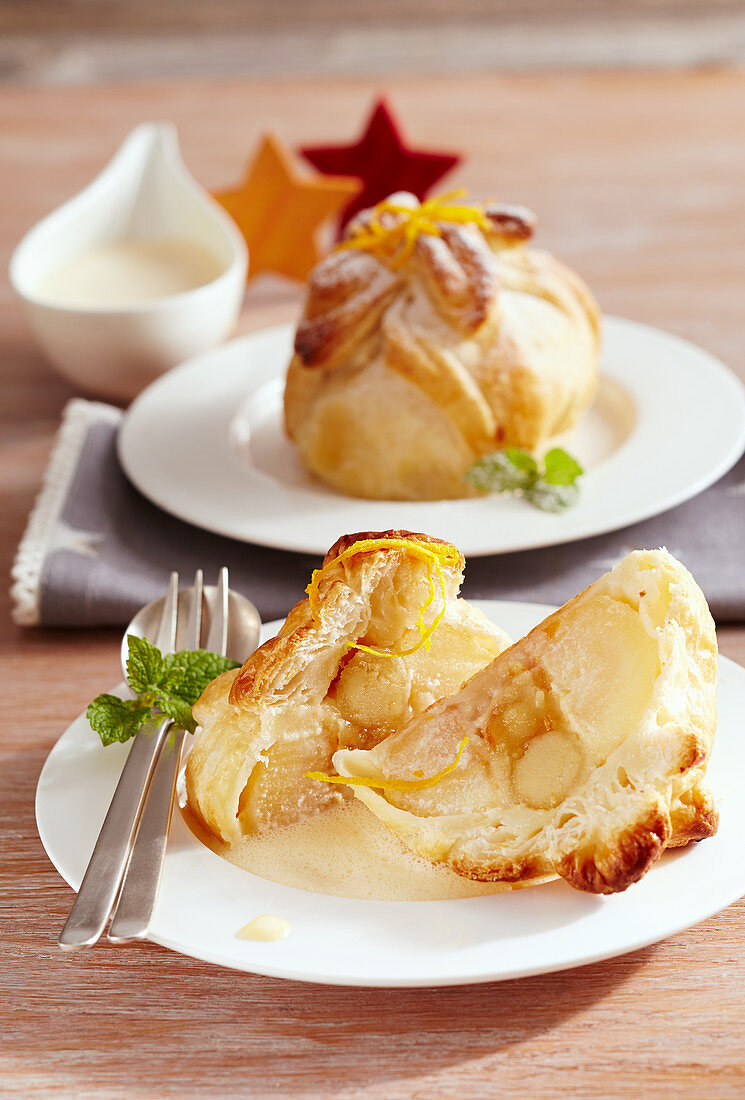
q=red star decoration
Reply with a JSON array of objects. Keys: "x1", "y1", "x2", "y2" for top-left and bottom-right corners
[{"x1": 299, "y1": 98, "x2": 462, "y2": 231}]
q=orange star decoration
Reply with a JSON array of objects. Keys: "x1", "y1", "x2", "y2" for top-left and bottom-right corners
[{"x1": 213, "y1": 133, "x2": 361, "y2": 282}]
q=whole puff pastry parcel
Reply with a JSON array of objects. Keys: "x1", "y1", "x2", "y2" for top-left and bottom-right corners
[
  {"x1": 284, "y1": 191, "x2": 601, "y2": 500},
  {"x1": 185, "y1": 531, "x2": 510, "y2": 843},
  {"x1": 331, "y1": 550, "x2": 718, "y2": 894}
]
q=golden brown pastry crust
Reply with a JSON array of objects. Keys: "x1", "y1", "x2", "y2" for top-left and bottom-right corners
[
  {"x1": 185, "y1": 531, "x2": 509, "y2": 842},
  {"x1": 284, "y1": 192, "x2": 601, "y2": 500},
  {"x1": 333, "y1": 550, "x2": 718, "y2": 895}
]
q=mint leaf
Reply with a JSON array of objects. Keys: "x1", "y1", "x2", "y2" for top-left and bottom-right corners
[
  {"x1": 162, "y1": 649, "x2": 240, "y2": 704},
  {"x1": 505, "y1": 447, "x2": 539, "y2": 478},
  {"x1": 156, "y1": 692, "x2": 197, "y2": 733},
  {"x1": 126, "y1": 634, "x2": 164, "y2": 694},
  {"x1": 525, "y1": 481, "x2": 580, "y2": 513},
  {"x1": 86, "y1": 694, "x2": 153, "y2": 747},
  {"x1": 465, "y1": 446, "x2": 583, "y2": 512},
  {"x1": 464, "y1": 450, "x2": 536, "y2": 493},
  {"x1": 160, "y1": 650, "x2": 192, "y2": 696},
  {"x1": 179, "y1": 651, "x2": 240, "y2": 703},
  {"x1": 542, "y1": 448, "x2": 584, "y2": 486}
]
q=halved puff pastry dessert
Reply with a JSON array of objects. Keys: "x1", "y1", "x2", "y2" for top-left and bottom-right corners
[
  {"x1": 284, "y1": 191, "x2": 601, "y2": 500},
  {"x1": 185, "y1": 531, "x2": 510, "y2": 843},
  {"x1": 331, "y1": 550, "x2": 718, "y2": 894}
]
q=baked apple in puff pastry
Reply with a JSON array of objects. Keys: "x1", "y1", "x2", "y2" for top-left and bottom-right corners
[
  {"x1": 284, "y1": 191, "x2": 601, "y2": 500},
  {"x1": 185, "y1": 532, "x2": 509, "y2": 843},
  {"x1": 331, "y1": 550, "x2": 718, "y2": 894}
]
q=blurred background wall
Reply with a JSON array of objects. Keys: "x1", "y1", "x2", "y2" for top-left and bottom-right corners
[{"x1": 2, "y1": 0, "x2": 745, "y2": 85}]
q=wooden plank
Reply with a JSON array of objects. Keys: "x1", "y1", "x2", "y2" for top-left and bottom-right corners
[
  {"x1": 1, "y1": 73, "x2": 744, "y2": 1099},
  {"x1": 3, "y1": 2, "x2": 745, "y2": 84},
  {"x1": 3, "y1": 1, "x2": 744, "y2": 35}
]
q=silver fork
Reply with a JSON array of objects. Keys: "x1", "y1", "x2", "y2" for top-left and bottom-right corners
[
  {"x1": 59, "y1": 568, "x2": 228, "y2": 949},
  {"x1": 107, "y1": 569, "x2": 228, "y2": 943}
]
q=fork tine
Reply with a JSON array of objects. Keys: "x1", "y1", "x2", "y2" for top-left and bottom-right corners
[
  {"x1": 205, "y1": 567, "x2": 229, "y2": 657},
  {"x1": 185, "y1": 569, "x2": 203, "y2": 651},
  {"x1": 154, "y1": 572, "x2": 179, "y2": 655}
]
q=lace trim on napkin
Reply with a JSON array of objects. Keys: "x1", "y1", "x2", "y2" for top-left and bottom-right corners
[{"x1": 10, "y1": 399, "x2": 121, "y2": 626}]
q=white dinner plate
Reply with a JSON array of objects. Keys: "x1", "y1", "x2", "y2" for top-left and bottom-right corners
[
  {"x1": 37, "y1": 600, "x2": 745, "y2": 988},
  {"x1": 118, "y1": 318, "x2": 745, "y2": 557}
]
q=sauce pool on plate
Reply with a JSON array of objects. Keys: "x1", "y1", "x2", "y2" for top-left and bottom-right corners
[{"x1": 183, "y1": 799, "x2": 507, "y2": 903}]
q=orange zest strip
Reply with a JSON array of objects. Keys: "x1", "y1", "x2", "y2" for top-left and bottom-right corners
[
  {"x1": 305, "y1": 536, "x2": 461, "y2": 658},
  {"x1": 305, "y1": 736, "x2": 469, "y2": 792},
  {"x1": 337, "y1": 189, "x2": 494, "y2": 269}
]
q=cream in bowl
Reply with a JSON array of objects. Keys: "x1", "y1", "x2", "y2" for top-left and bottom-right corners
[
  {"x1": 34, "y1": 236, "x2": 227, "y2": 309},
  {"x1": 9, "y1": 122, "x2": 248, "y2": 401}
]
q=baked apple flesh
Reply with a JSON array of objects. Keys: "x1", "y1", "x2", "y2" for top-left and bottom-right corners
[
  {"x1": 236, "y1": 615, "x2": 509, "y2": 833},
  {"x1": 332, "y1": 550, "x2": 718, "y2": 894},
  {"x1": 186, "y1": 532, "x2": 510, "y2": 842}
]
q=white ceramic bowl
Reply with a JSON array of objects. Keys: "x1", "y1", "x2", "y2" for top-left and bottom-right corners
[{"x1": 9, "y1": 122, "x2": 248, "y2": 401}]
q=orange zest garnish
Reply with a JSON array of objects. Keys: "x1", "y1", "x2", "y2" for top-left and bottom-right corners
[
  {"x1": 306, "y1": 536, "x2": 461, "y2": 658},
  {"x1": 337, "y1": 189, "x2": 493, "y2": 269},
  {"x1": 305, "y1": 736, "x2": 469, "y2": 792}
]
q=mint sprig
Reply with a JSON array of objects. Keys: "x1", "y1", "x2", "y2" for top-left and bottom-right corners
[
  {"x1": 464, "y1": 447, "x2": 584, "y2": 512},
  {"x1": 86, "y1": 694, "x2": 153, "y2": 747},
  {"x1": 86, "y1": 634, "x2": 240, "y2": 747}
]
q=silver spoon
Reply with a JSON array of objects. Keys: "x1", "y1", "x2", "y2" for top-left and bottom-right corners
[{"x1": 120, "y1": 581, "x2": 261, "y2": 677}]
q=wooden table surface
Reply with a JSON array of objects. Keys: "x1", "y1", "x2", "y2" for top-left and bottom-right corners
[{"x1": 2, "y1": 73, "x2": 744, "y2": 1099}]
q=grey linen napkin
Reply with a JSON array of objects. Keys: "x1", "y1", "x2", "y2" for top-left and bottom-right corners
[{"x1": 12, "y1": 398, "x2": 745, "y2": 627}]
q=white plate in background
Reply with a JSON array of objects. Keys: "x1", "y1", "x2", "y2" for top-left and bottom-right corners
[
  {"x1": 36, "y1": 601, "x2": 745, "y2": 987},
  {"x1": 118, "y1": 317, "x2": 745, "y2": 557}
]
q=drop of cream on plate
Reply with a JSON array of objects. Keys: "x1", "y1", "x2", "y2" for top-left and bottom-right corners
[
  {"x1": 34, "y1": 237, "x2": 225, "y2": 307},
  {"x1": 237, "y1": 915, "x2": 291, "y2": 942}
]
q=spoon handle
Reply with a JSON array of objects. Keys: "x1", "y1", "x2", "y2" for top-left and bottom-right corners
[
  {"x1": 107, "y1": 726, "x2": 186, "y2": 943},
  {"x1": 58, "y1": 717, "x2": 172, "y2": 949}
]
